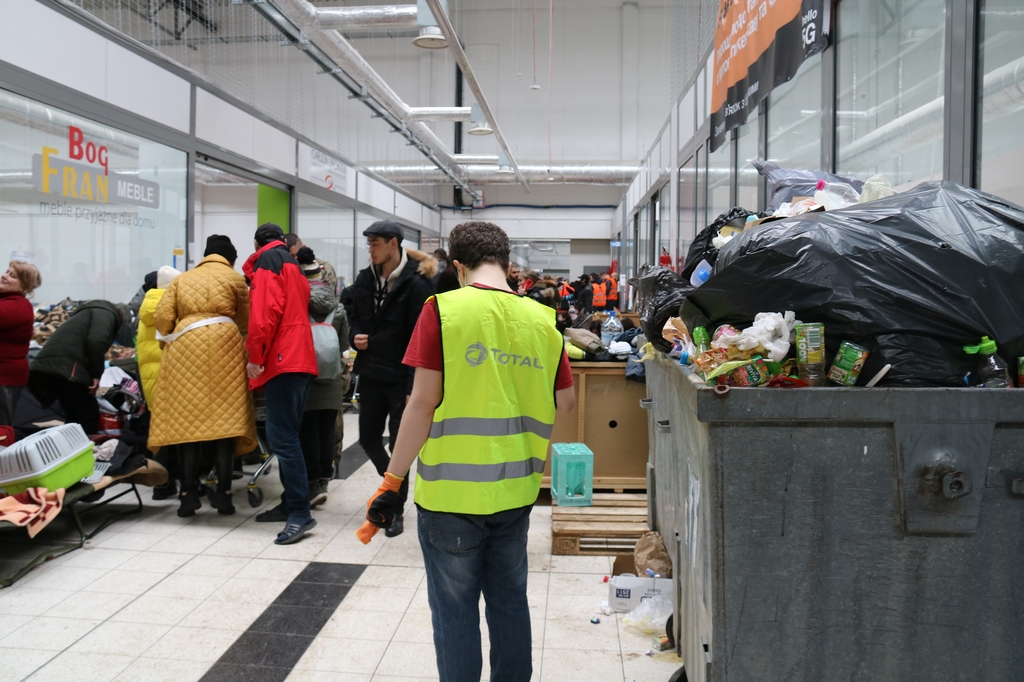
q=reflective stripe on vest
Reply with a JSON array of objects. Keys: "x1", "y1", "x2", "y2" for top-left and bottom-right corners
[
  {"x1": 592, "y1": 281, "x2": 607, "y2": 307},
  {"x1": 414, "y1": 286, "x2": 564, "y2": 515},
  {"x1": 418, "y1": 457, "x2": 546, "y2": 482},
  {"x1": 429, "y1": 416, "x2": 553, "y2": 439}
]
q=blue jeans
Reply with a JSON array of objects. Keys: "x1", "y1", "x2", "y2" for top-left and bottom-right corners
[
  {"x1": 417, "y1": 504, "x2": 533, "y2": 682},
  {"x1": 264, "y1": 372, "x2": 314, "y2": 524}
]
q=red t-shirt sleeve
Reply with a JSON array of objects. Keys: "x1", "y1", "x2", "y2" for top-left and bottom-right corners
[
  {"x1": 403, "y1": 298, "x2": 443, "y2": 371},
  {"x1": 404, "y1": 296, "x2": 575, "y2": 391},
  {"x1": 555, "y1": 350, "x2": 574, "y2": 390}
]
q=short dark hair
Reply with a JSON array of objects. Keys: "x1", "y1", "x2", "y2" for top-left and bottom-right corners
[
  {"x1": 433, "y1": 249, "x2": 448, "y2": 261},
  {"x1": 284, "y1": 233, "x2": 303, "y2": 249},
  {"x1": 448, "y1": 221, "x2": 510, "y2": 270}
]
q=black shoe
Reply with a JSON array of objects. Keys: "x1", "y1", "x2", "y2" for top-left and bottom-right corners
[
  {"x1": 152, "y1": 481, "x2": 177, "y2": 501},
  {"x1": 308, "y1": 480, "x2": 328, "y2": 507},
  {"x1": 274, "y1": 518, "x2": 317, "y2": 545},
  {"x1": 385, "y1": 512, "x2": 404, "y2": 538},
  {"x1": 177, "y1": 491, "x2": 201, "y2": 517},
  {"x1": 255, "y1": 503, "x2": 287, "y2": 523},
  {"x1": 209, "y1": 490, "x2": 236, "y2": 516}
]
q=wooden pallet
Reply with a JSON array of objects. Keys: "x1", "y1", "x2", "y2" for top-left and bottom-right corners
[{"x1": 551, "y1": 493, "x2": 649, "y2": 556}]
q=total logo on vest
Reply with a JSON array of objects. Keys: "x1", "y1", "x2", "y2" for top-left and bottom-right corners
[{"x1": 465, "y1": 342, "x2": 545, "y2": 369}]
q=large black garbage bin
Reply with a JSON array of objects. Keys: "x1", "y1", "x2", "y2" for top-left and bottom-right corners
[{"x1": 645, "y1": 353, "x2": 1024, "y2": 682}]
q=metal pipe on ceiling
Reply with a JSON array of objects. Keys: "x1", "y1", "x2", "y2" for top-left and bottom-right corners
[
  {"x1": 315, "y1": 5, "x2": 419, "y2": 31},
  {"x1": 367, "y1": 163, "x2": 638, "y2": 185},
  {"x1": 423, "y1": 0, "x2": 529, "y2": 191},
  {"x1": 407, "y1": 107, "x2": 473, "y2": 122},
  {"x1": 266, "y1": 0, "x2": 479, "y2": 198},
  {"x1": 452, "y1": 154, "x2": 500, "y2": 164}
]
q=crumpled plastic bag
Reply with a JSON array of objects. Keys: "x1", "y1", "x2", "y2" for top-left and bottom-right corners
[
  {"x1": 623, "y1": 596, "x2": 673, "y2": 635},
  {"x1": 859, "y1": 174, "x2": 898, "y2": 203},
  {"x1": 752, "y1": 159, "x2": 864, "y2": 213},
  {"x1": 630, "y1": 265, "x2": 693, "y2": 353},
  {"x1": 712, "y1": 312, "x2": 798, "y2": 361}
]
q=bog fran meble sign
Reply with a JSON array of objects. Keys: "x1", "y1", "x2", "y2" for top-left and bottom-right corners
[{"x1": 709, "y1": 0, "x2": 830, "y2": 152}]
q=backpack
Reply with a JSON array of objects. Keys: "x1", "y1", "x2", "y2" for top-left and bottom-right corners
[{"x1": 310, "y1": 309, "x2": 342, "y2": 380}]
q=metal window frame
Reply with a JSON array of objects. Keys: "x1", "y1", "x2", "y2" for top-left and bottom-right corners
[{"x1": 944, "y1": 0, "x2": 980, "y2": 186}]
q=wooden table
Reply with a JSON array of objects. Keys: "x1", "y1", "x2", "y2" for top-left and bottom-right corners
[{"x1": 545, "y1": 361, "x2": 649, "y2": 491}]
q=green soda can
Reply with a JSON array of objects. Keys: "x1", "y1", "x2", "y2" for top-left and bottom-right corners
[
  {"x1": 828, "y1": 341, "x2": 870, "y2": 386},
  {"x1": 795, "y1": 323, "x2": 825, "y2": 364}
]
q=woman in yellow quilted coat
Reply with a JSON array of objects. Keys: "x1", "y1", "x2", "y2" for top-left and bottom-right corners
[
  {"x1": 149, "y1": 236, "x2": 257, "y2": 517},
  {"x1": 137, "y1": 265, "x2": 181, "y2": 501}
]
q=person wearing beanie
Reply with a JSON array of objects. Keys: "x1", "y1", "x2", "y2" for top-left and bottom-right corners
[
  {"x1": 204, "y1": 234, "x2": 238, "y2": 267},
  {"x1": 295, "y1": 246, "x2": 324, "y2": 281},
  {"x1": 137, "y1": 265, "x2": 180, "y2": 500},
  {"x1": 285, "y1": 234, "x2": 338, "y2": 297},
  {"x1": 243, "y1": 223, "x2": 319, "y2": 545},
  {"x1": 149, "y1": 245, "x2": 257, "y2": 518}
]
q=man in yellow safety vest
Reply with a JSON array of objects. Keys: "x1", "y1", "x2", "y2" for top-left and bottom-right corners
[{"x1": 361, "y1": 221, "x2": 576, "y2": 682}]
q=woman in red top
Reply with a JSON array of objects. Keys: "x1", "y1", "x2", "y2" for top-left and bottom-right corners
[{"x1": 0, "y1": 261, "x2": 41, "y2": 427}]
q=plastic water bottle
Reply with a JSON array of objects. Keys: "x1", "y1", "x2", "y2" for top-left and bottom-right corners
[
  {"x1": 689, "y1": 259, "x2": 713, "y2": 287},
  {"x1": 601, "y1": 310, "x2": 623, "y2": 347},
  {"x1": 964, "y1": 336, "x2": 1012, "y2": 388},
  {"x1": 814, "y1": 179, "x2": 860, "y2": 210}
]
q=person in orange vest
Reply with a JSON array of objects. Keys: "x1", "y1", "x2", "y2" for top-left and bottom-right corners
[
  {"x1": 557, "y1": 278, "x2": 575, "y2": 307},
  {"x1": 602, "y1": 272, "x2": 619, "y2": 310},
  {"x1": 590, "y1": 272, "x2": 607, "y2": 310}
]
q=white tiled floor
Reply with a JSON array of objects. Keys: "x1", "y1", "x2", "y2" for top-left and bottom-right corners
[{"x1": 0, "y1": 413, "x2": 682, "y2": 682}]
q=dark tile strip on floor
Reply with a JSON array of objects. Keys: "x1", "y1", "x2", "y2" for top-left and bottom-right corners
[{"x1": 200, "y1": 561, "x2": 367, "y2": 682}]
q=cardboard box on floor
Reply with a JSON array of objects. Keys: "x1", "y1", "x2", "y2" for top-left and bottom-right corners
[{"x1": 607, "y1": 554, "x2": 673, "y2": 613}]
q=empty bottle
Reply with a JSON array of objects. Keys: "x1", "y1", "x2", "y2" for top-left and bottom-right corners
[
  {"x1": 689, "y1": 259, "x2": 713, "y2": 287},
  {"x1": 814, "y1": 179, "x2": 860, "y2": 210},
  {"x1": 963, "y1": 336, "x2": 1012, "y2": 388},
  {"x1": 601, "y1": 310, "x2": 623, "y2": 347},
  {"x1": 693, "y1": 326, "x2": 711, "y2": 354}
]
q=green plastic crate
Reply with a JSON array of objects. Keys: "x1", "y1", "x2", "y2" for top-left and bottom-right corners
[{"x1": 0, "y1": 424, "x2": 96, "y2": 495}]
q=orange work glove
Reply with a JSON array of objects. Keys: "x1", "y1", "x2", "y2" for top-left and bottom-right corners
[{"x1": 355, "y1": 472, "x2": 404, "y2": 544}]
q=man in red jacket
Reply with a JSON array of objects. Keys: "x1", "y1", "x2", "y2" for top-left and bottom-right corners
[{"x1": 244, "y1": 223, "x2": 319, "y2": 545}]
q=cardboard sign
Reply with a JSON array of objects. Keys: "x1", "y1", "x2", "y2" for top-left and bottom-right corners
[{"x1": 709, "y1": 0, "x2": 830, "y2": 151}]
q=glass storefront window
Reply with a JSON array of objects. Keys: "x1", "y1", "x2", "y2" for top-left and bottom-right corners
[
  {"x1": 767, "y1": 55, "x2": 822, "y2": 171},
  {"x1": 836, "y1": 0, "x2": 946, "y2": 188},
  {"x1": 637, "y1": 203, "x2": 651, "y2": 270},
  {"x1": 296, "y1": 193, "x2": 355, "y2": 290},
  {"x1": 509, "y1": 240, "x2": 570, "y2": 278},
  {"x1": 356, "y1": 211, "x2": 376, "y2": 277},
  {"x1": 658, "y1": 189, "x2": 671, "y2": 268},
  {"x1": 707, "y1": 139, "x2": 732, "y2": 225},
  {"x1": 737, "y1": 117, "x2": 760, "y2": 212},
  {"x1": 678, "y1": 155, "x2": 697, "y2": 272},
  {"x1": 978, "y1": 0, "x2": 1024, "y2": 206},
  {"x1": 0, "y1": 88, "x2": 187, "y2": 304}
]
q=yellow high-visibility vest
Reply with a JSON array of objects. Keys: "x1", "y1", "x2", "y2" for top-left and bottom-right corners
[{"x1": 414, "y1": 285, "x2": 565, "y2": 515}]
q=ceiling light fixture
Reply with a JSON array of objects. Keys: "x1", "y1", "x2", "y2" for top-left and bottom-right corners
[
  {"x1": 412, "y1": 25, "x2": 447, "y2": 48},
  {"x1": 467, "y1": 103, "x2": 493, "y2": 135},
  {"x1": 496, "y1": 152, "x2": 514, "y2": 174}
]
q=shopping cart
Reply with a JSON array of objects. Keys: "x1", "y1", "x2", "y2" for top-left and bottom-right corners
[{"x1": 243, "y1": 388, "x2": 274, "y2": 508}]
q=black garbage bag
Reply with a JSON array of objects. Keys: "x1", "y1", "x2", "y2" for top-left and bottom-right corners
[
  {"x1": 630, "y1": 265, "x2": 693, "y2": 353},
  {"x1": 680, "y1": 181, "x2": 1024, "y2": 387},
  {"x1": 752, "y1": 159, "x2": 864, "y2": 213},
  {"x1": 681, "y1": 207, "x2": 755, "y2": 281}
]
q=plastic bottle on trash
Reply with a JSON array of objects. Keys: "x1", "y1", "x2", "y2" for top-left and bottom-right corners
[
  {"x1": 689, "y1": 259, "x2": 713, "y2": 288},
  {"x1": 963, "y1": 336, "x2": 1012, "y2": 388},
  {"x1": 814, "y1": 179, "x2": 860, "y2": 210},
  {"x1": 693, "y1": 326, "x2": 711, "y2": 354},
  {"x1": 600, "y1": 310, "x2": 623, "y2": 348}
]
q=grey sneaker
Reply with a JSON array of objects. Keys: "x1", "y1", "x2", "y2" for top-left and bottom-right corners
[{"x1": 308, "y1": 480, "x2": 328, "y2": 507}]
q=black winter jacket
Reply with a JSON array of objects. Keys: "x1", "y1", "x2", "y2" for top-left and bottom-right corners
[
  {"x1": 349, "y1": 249, "x2": 436, "y2": 387},
  {"x1": 30, "y1": 300, "x2": 120, "y2": 385}
]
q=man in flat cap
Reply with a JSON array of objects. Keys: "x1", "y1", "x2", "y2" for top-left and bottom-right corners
[{"x1": 348, "y1": 220, "x2": 436, "y2": 537}]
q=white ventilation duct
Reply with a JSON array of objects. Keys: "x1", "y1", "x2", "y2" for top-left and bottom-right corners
[
  {"x1": 367, "y1": 164, "x2": 638, "y2": 185},
  {"x1": 406, "y1": 107, "x2": 472, "y2": 122},
  {"x1": 315, "y1": 5, "x2": 418, "y2": 31}
]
